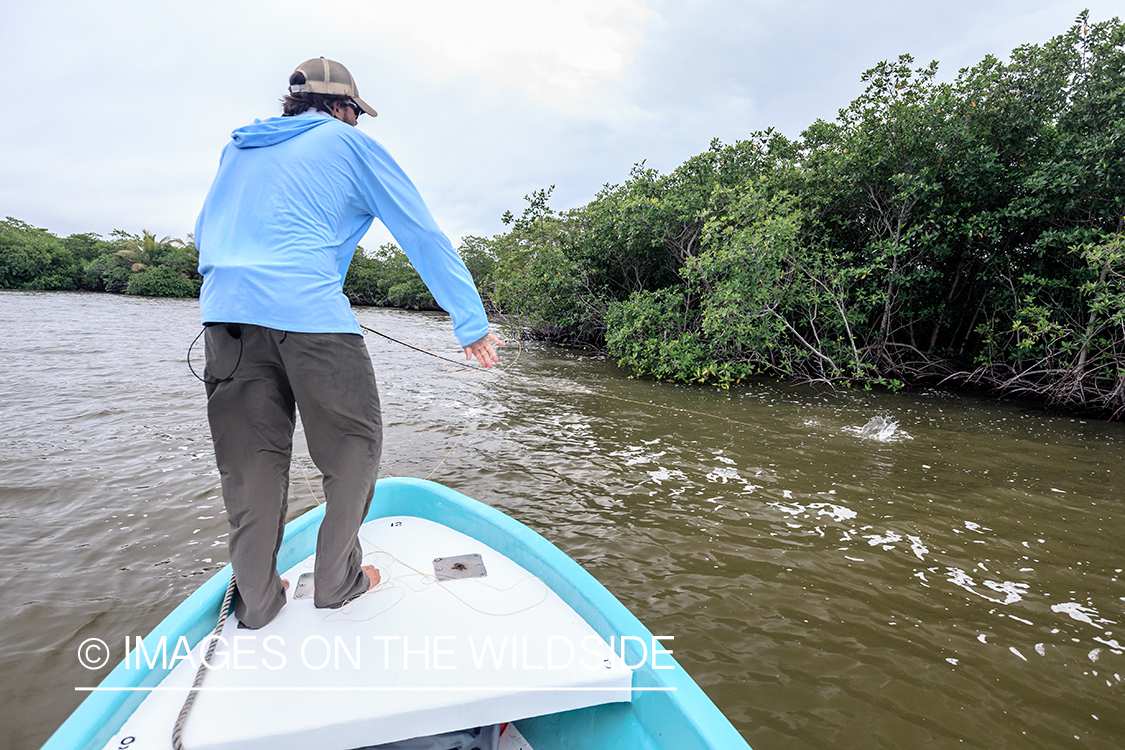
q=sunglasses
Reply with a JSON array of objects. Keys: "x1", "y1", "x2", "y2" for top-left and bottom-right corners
[{"x1": 341, "y1": 100, "x2": 363, "y2": 118}]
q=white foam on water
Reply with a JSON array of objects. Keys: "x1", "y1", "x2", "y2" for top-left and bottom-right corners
[
  {"x1": 1035, "y1": 643, "x2": 1046, "y2": 656},
  {"x1": 816, "y1": 503, "x2": 857, "y2": 522},
  {"x1": 948, "y1": 568, "x2": 976, "y2": 592},
  {"x1": 706, "y1": 466, "x2": 741, "y2": 484},
  {"x1": 946, "y1": 568, "x2": 1029, "y2": 605},
  {"x1": 865, "y1": 530, "x2": 903, "y2": 549},
  {"x1": 647, "y1": 467, "x2": 687, "y2": 485},
  {"x1": 907, "y1": 535, "x2": 928, "y2": 560},
  {"x1": 1088, "y1": 648, "x2": 1102, "y2": 662},
  {"x1": 1052, "y1": 602, "x2": 1117, "y2": 627},
  {"x1": 1010, "y1": 647, "x2": 1027, "y2": 661},
  {"x1": 769, "y1": 500, "x2": 857, "y2": 524},
  {"x1": 772, "y1": 502, "x2": 804, "y2": 516},
  {"x1": 847, "y1": 416, "x2": 913, "y2": 442},
  {"x1": 983, "y1": 580, "x2": 1030, "y2": 605}
]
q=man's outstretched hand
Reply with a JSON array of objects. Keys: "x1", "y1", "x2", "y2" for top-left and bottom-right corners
[{"x1": 464, "y1": 333, "x2": 505, "y2": 368}]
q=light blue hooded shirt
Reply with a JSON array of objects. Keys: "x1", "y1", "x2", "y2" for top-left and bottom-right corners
[{"x1": 195, "y1": 110, "x2": 488, "y2": 347}]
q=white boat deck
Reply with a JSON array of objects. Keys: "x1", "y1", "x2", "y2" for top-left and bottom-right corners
[{"x1": 101, "y1": 515, "x2": 632, "y2": 750}]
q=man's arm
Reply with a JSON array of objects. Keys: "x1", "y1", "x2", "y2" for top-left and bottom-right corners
[{"x1": 349, "y1": 133, "x2": 491, "y2": 349}]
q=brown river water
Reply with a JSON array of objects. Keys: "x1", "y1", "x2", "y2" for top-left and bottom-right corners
[{"x1": 1, "y1": 290, "x2": 1122, "y2": 750}]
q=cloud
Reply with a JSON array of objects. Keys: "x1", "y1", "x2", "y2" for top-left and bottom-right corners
[
  {"x1": 364, "y1": 0, "x2": 651, "y2": 106},
  {"x1": 1, "y1": 0, "x2": 1120, "y2": 249}
]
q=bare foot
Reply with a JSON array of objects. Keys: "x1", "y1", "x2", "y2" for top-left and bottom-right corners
[
  {"x1": 363, "y1": 565, "x2": 381, "y2": 590},
  {"x1": 282, "y1": 578, "x2": 290, "y2": 591}
]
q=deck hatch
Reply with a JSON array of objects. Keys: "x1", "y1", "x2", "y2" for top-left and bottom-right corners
[{"x1": 434, "y1": 553, "x2": 487, "y2": 581}]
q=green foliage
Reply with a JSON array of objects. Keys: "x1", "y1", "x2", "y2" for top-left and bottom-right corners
[
  {"x1": 0, "y1": 218, "x2": 82, "y2": 291},
  {"x1": 107, "y1": 230, "x2": 200, "y2": 297},
  {"x1": 82, "y1": 252, "x2": 133, "y2": 293},
  {"x1": 487, "y1": 138, "x2": 800, "y2": 346},
  {"x1": 487, "y1": 188, "x2": 610, "y2": 345},
  {"x1": 455, "y1": 235, "x2": 499, "y2": 311},
  {"x1": 607, "y1": 189, "x2": 876, "y2": 388},
  {"x1": 125, "y1": 264, "x2": 198, "y2": 297},
  {"x1": 605, "y1": 287, "x2": 714, "y2": 383},
  {"x1": 486, "y1": 12, "x2": 1125, "y2": 415},
  {"x1": 3, "y1": 13, "x2": 1122, "y2": 416},
  {"x1": 0, "y1": 219, "x2": 199, "y2": 297},
  {"x1": 344, "y1": 244, "x2": 438, "y2": 310},
  {"x1": 688, "y1": 189, "x2": 807, "y2": 363},
  {"x1": 62, "y1": 232, "x2": 117, "y2": 262}
]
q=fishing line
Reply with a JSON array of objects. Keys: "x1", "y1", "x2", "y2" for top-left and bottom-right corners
[
  {"x1": 172, "y1": 320, "x2": 752, "y2": 745},
  {"x1": 293, "y1": 458, "x2": 548, "y2": 621},
  {"x1": 322, "y1": 541, "x2": 549, "y2": 624},
  {"x1": 247, "y1": 322, "x2": 773, "y2": 627},
  {"x1": 296, "y1": 456, "x2": 323, "y2": 508},
  {"x1": 414, "y1": 331, "x2": 523, "y2": 480},
  {"x1": 230, "y1": 322, "x2": 773, "y2": 612},
  {"x1": 359, "y1": 323, "x2": 777, "y2": 436}
]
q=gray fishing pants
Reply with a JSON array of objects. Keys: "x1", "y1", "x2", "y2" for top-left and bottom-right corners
[{"x1": 204, "y1": 324, "x2": 382, "y2": 628}]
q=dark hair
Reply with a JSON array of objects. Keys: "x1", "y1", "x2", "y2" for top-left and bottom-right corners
[{"x1": 281, "y1": 71, "x2": 350, "y2": 116}]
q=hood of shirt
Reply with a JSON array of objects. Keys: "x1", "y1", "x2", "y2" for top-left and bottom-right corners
[{"x1": 229, "y1": 111, "x2": 335, "y2": 149}]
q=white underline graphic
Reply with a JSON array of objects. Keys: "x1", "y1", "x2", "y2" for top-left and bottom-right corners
[{"x1": 77, "y1": 685, "x2": 675, "y2": 692}]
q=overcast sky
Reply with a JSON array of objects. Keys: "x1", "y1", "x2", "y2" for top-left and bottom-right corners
[{"x1": 1, "y1": 0, "x2": 1119, "y2": 250}]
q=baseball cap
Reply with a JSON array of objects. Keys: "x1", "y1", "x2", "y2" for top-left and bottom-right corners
[{"x1": 288, "y1": 57, "x2": 378, "y2": 117}]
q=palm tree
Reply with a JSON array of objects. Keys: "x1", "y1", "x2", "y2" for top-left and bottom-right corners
[{"x1": 114, "y1": 230, "x2": 183, "y2": 272}]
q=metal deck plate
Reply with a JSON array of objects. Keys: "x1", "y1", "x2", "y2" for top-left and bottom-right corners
[{"x1": 433, "y1": 553, "x2": 487, "y2": 581}]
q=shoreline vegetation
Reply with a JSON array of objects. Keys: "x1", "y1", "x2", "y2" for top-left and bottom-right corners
[{"x1": 3, "y1": 14, "x2": 1122, "y2": 419}]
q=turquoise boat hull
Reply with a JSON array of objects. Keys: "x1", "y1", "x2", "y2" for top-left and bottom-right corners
[{"x1": 43, "y1": 477, "x2": 750, "y2": 750}]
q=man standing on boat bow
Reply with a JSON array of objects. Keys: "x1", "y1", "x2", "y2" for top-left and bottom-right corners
[{"x1": 195, "y1": 57, "x2": 502, "y2": 629}]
